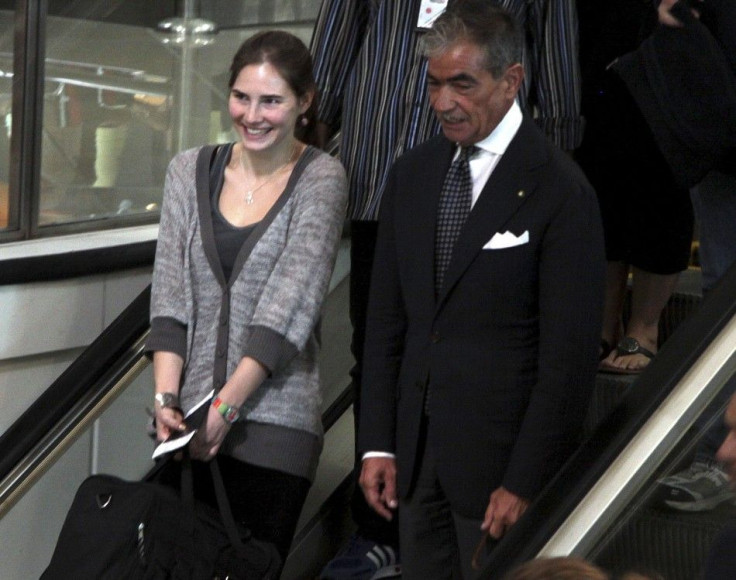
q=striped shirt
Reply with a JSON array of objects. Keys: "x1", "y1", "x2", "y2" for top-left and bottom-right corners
[{"x1": 310, "y1": 0, "x2": 583, "y2": 221}]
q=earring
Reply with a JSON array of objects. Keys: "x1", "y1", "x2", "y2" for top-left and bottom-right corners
[{"x1": 300, "y1": 115, "x2": 309, "y2": 127}]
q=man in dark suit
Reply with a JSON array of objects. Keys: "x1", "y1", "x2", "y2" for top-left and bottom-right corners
[{"x1": 357, "y1": 1, "x2": 605, "y2": 577}]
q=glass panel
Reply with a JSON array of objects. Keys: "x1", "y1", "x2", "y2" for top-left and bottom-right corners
[
  {"x1": 38, "y1": 0, "x2": 322, "y2": 229},
  {"x1": 585, "y1": 363, "x2": 736, "y2": 580},
  {"x1": 40, "y1": 7, "x2": 178, "y2": 226},
  {"x1": 201, "y1": 0, "x2": 323, "y2": 31},
  {"x1": 0, "y1": 8, "x2": 12, "y2": 231}
]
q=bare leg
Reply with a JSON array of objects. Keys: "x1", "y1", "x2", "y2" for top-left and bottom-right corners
[
  {"x1": 603, "y1": 267, "x2": 680, "y2": 372},
  {"x1": 600, "y1": 261, "x2": 629, "y2": 357}
]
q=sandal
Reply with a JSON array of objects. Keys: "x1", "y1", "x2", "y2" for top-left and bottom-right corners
[{"x1": 599, "y1": 336, "x2": 655, "y2": 375}]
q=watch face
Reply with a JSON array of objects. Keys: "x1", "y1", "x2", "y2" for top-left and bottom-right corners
[{"x1": 156, "y1": 392, "x2": 178, "y2": 408}]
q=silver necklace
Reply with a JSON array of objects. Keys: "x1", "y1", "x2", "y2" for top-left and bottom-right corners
[{"x1": 239, "y1": 145, "x2": 296, "y2": 205}]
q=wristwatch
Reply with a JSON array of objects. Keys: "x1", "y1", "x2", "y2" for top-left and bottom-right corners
[
  {"x1": 154, "y1": 392, "x2": 181, "y2": 412},
  {"x1": 212, "y1": 396, "x2": 240, "y2": 424}
]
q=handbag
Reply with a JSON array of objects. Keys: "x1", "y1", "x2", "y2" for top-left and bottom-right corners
[
  {"x1": 611, "y1": 0, "x2": 736, "y2": 188},
  {"x1": 40, "y1": 454, "x2": 281, "y2": 579}
]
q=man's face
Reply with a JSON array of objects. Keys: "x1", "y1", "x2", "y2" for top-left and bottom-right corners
[
  {"x1": 716, "y1": 394, "x2": 736, "y2": 483},
  {"x1": 427, "y1": 41, "x2": 521, "y2": 146}
]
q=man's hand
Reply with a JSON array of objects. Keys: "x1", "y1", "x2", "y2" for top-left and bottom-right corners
[
  {"x1": 481, "y1": 486, "x2": 529, "y2": 539},
  {"x1": 359, "y1": 457, "x2": 399, "y2": 520},
  {"x1": 658, "y1": 0, "x2": 702, "y2": 27}
]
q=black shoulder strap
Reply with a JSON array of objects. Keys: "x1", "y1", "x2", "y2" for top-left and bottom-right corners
[
  {"x1": 209, "y1": 458, "x2": 249, "y2": 548},
  {"x1": 179, "y1": 452, "x2": 242, "y2": 548}
]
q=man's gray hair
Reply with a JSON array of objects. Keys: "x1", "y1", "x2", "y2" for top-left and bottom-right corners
[{"x1": 422, "y1": 0, "x2": 524, "y2": 78}]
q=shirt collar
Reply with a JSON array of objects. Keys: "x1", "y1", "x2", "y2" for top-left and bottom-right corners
[{"x1": 472, "y1": 101, "x2": 522, "y2": 156}]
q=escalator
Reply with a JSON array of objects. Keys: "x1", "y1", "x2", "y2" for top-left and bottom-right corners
[
  {"x1": 2, "y1": 261, "x2": 736, "y2": 579},
  {"x1": 479, "y1": 262, "x2": 736, "y2": 579}
]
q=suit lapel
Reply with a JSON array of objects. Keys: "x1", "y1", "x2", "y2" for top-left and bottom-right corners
[
  {"x1": 401, "y1": 139, "x2": 455, "y2": 308},
  {"x1": 436, "y1": 118, "x2": 548, "y2": 308}
]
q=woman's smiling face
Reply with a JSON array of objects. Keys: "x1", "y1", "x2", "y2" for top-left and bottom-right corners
[{"x1": 228, "y1": 61, "x2": 309, "y2": 153}]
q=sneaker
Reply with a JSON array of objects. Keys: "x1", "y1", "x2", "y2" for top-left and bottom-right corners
[
  {"x1": 656, "y1": 461, "x2": 735, "y2": 511},
  {"x1": 320, "y1": 533, "x2": 401, "y2": 580}
]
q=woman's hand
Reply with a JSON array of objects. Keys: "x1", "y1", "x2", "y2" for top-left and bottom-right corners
[
  {"x1": 154, "y1": 404, "x2": 186, "y2": 442},
  {"x1": 187, "y1": 357, "x2": 268, "y2": 460},
  {"x1": 189, "y1": 405, "x2": 231, "y2": 460}
]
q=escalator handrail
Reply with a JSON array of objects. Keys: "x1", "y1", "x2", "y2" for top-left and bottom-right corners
[
  {"x1": 0, "y1": 285, "x2": 152, "y2": 480},
  {"x1": 480, "y1": 262, "x2": 736, "y2": 578},
  {"x1": 0, "y1": 239, "x2": 156, "y2": 286}
]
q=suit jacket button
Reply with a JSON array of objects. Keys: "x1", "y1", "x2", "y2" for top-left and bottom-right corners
[{"x1": 430, "y1": 331, "x2": 441, "y2": 343}]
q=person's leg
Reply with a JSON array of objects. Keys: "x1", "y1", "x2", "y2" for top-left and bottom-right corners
[
  {"x1": 602, "y1": 268, "x2": 680, "y2": 372},
  {"x1": 577, "y1": 73, "x2": 638, "y2": 366},
  {"x1": 194, "y1": 456, "x2": 310, "y2": 563},
  {"x1": 217, "y1": 457, "x2": 311, "y2": 562},
  {"x1": 599, "y1": 170, "x2": 691, "y2": 375},
  {"x1": 595, "y1": 66, "x2": 692, "y2": 374},
  {"x1": 399, "y1": 480, "x2": 462, "y2": 580},
  {"x1": 452, "y1": 511, "x2": 492, "y2": 580},
  {"x1": 399, "y1": 421, "x2": 463, "y2": 580},
  {"x1": 600, "y1": 261, "x2": 630, "y2": 357}
]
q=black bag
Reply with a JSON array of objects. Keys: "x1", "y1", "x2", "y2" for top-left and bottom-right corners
[
  {"x1": 41, "y1": 456, "x2": 281, "y2": 579},
  {"x1": 611, "y1": 0, "x2": 736, "y2": 188}
]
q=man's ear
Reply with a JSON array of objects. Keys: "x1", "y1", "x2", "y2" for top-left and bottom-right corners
[{"x1": 503, "y1": 63, "x2": 525, "y2": 97}]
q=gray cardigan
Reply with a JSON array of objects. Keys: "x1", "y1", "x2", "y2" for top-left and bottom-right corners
[{"x1": 148, "y1": 144, "x2": 347, "y2": 479}]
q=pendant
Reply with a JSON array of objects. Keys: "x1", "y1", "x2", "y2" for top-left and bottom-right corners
[{"x1": 244, "y1": 190, "x2": 254, "y2": 205}]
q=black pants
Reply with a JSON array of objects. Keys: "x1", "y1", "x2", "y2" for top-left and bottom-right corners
[
  {"x1": 153, "y1": 454, "x2": 311, "y2": 563},
  {"x1": 399, "y1": 415, "x2": 494, "y2": 579},
  {"x1": 349, "y1": 220, "x2": 400, "y2": 547}
]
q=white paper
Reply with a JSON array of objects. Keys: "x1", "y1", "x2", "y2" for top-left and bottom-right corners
[
  {"x1": 151, "y1": 389, "x2": 214, "y2": 460},
  {"x1": 416, "y1": 0, "x2": 448, "y2": 29}
]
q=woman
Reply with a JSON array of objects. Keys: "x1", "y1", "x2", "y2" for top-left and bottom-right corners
[{"x1": 146, "y1": 30, "x2": 347, "y2": 564}]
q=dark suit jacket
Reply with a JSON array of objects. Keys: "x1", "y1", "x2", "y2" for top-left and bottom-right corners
[{"x1": 358, "y1": 115, "x2": 605, "y2": 518}]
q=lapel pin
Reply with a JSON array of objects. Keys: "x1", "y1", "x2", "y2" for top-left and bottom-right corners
[{"x1": 517, "y1": 190, "x2": 525, "y2": 198}]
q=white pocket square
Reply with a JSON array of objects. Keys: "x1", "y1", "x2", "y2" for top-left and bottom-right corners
[{"x1": 484, "y1": 230, "x2": 529, "y2": 249}]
